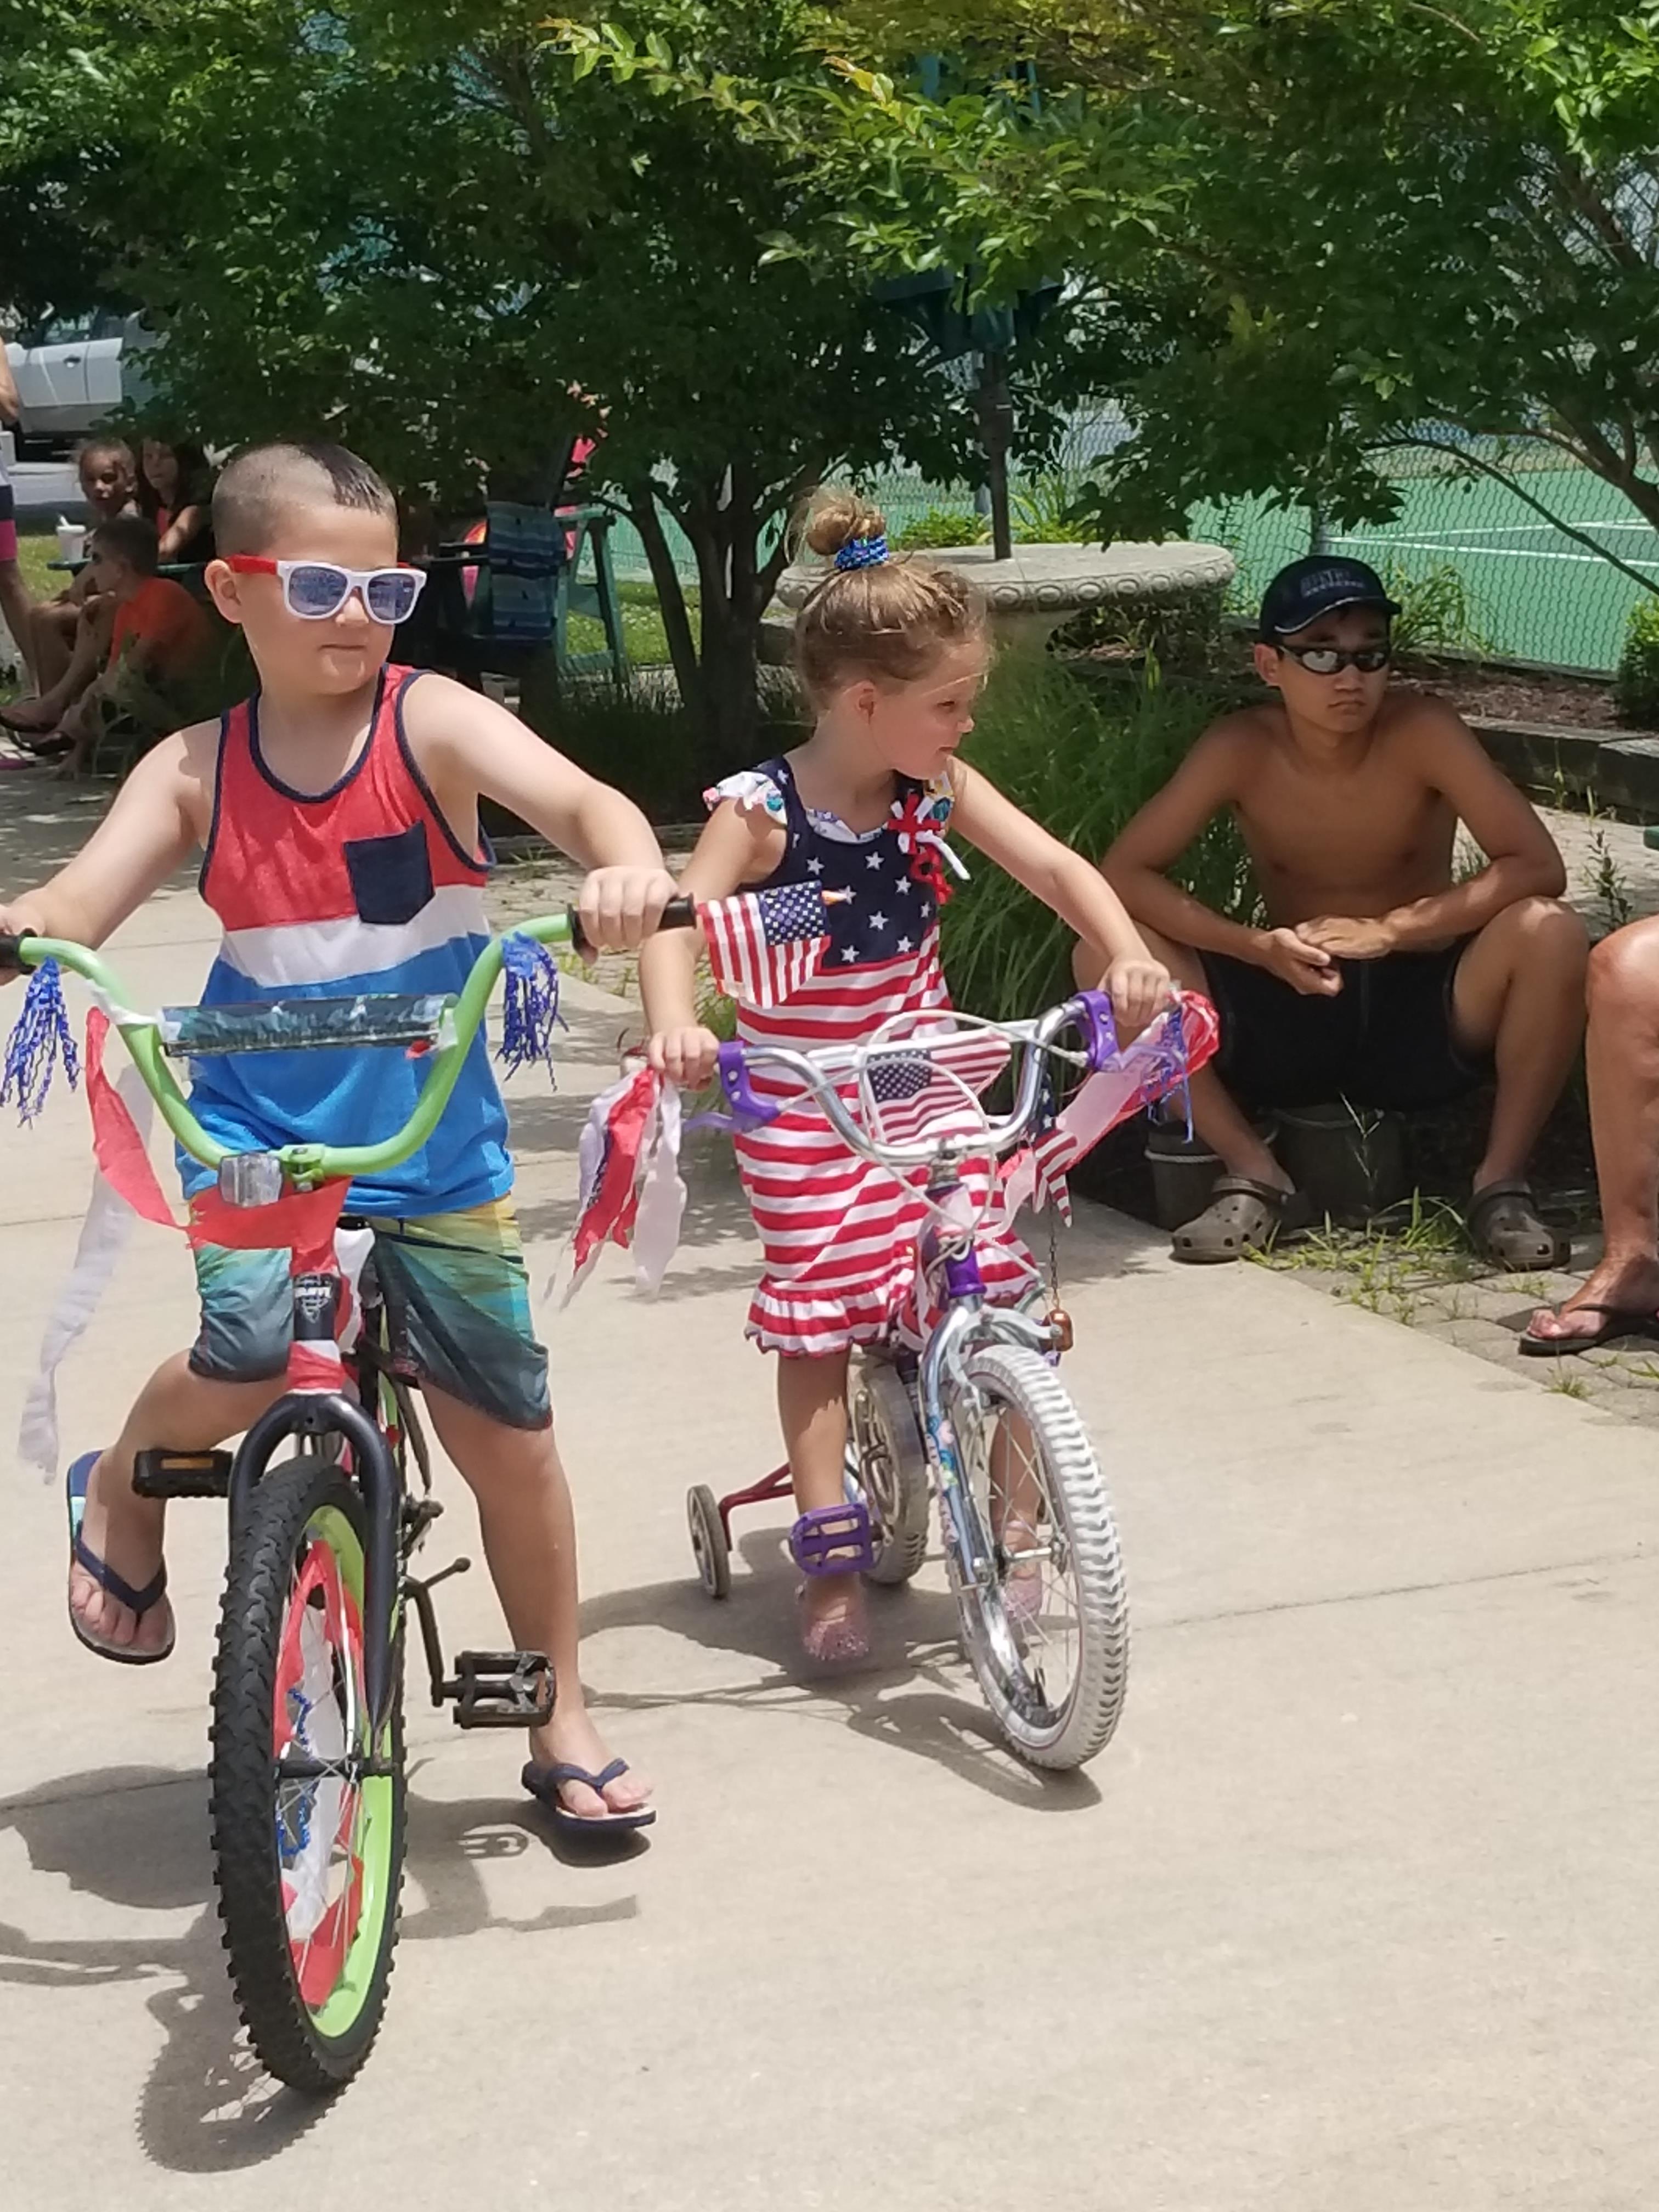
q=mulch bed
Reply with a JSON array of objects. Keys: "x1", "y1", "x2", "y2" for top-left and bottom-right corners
[{"x1": 1395, "y1": 658, "x2": 1638, "y2": 732}]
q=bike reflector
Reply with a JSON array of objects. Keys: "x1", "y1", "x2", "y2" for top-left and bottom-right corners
[{"x1": 159, "y1": 995, "x2": 455, "y2": 1057}]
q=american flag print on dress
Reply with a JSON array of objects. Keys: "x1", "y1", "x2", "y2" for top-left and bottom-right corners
[
  {"x1": 706, "y1": 755, "x2": 1036, "y2": 1355},
  {"x1": 862, "y1": 1027, "x2": 1014, "y2": 1148},
  {"x1": 698, "y1": 882, "x2": 835, "y2": 1009}
]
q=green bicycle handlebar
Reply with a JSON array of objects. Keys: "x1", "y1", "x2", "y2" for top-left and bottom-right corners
[{"x1": 0, "y1": 899, "x2": 695, "y2": 1188}]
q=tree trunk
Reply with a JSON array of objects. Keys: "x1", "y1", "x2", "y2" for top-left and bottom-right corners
[
  {"x1": 625, "y1": 482, "x2": 706, "y2": 716},
  {"x1": 681, "y1": 478, "x2": 766, "y2": 759}
]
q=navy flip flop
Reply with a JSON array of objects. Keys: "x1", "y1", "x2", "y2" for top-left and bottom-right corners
[
  {"x1": 65, "y1": 1450, "x2": 174, "y2": 1666},
  {"x1": 521, "y1": 1758, "x2": 657, "y2": 1839}
]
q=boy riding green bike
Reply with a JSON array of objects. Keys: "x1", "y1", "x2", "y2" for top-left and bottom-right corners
[{"x1": 0, "y1": 439, "x2": 674, "y2": 1842}]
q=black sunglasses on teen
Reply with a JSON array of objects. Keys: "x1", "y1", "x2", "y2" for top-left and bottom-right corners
[{"x1": 1277, "y1": 643, "x2": 1392, "y2": 675}]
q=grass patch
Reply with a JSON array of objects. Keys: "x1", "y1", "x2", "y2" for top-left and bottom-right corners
[
  {"x1": 1251, "y1": 1192, "x2": 1484, "y2": 1326},
  {"x1": 565, "y1": 579, "x2": 693, "y2": 670},
  {"x1": 1, "y1": 526, "x2": 61, "y2": 700},
  {"x1": 16, "y1": 523, "x2": 57, "y2": 600},
  {"x1": 1546, "y1": 1373, "x2": 1591, "y2": 1399}
]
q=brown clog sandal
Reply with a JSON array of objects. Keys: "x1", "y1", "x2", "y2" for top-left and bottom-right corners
[
  {"x1": 1172, "y1": 1177, "x2": 1316, "y2": 1264},
  {"x1": 1466, "y1": 1180, "x2": 1568, "y2": 1272}
]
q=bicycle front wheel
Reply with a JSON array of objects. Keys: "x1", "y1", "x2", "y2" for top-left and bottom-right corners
[
  {"x1": 210, "y1": 1452, "x2": 405, "y2": 2093},
  {"x1": 944, "y1": 1344, "x2": 1128, "y2": 1770}
]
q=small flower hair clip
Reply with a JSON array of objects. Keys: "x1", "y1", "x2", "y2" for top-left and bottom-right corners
[{"x1": 834, "y1": 533, "x2": 889, "y2": 572}]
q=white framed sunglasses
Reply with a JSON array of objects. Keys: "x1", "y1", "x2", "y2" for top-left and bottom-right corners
[{"x1": 226, "y1": 555, "x2": 426, "y2": 626}]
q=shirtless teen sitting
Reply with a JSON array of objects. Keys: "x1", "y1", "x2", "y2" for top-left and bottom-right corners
[{"x1": 1075, "y1": 556, "x2": 1588, "y2": 1266}]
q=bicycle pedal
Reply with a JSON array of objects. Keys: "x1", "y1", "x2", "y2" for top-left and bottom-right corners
[
  {"x1": 132, "y1": 1448, "x2": 233, "y2": 1500},
  {"x1": 448, "y1": 1649, "x2": 555, "y2": 1730}
]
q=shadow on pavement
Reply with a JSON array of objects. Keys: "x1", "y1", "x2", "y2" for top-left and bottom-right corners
[
  {"x1": 0, "y1": 1763, "x2": 636, "y2": 2175},
  {"x1": 0, "y1": 779, "x2": 110, "y2": 887},
  {"x1": 582, "y1": 1534, "x2": 1105, "y2": 1815}
]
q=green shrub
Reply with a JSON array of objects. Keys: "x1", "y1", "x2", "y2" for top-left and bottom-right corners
[
  {"x1": 943, "y1": 654, "x2": 1253, "y2": 1020},
  {"x1": 892, "y1": 505, "x2": 989, "y2": 551},
  {"x1": 1012, "y1": 474, "x2": 1095, "y2": 545},
  {"x1": 1615, "y1": 596, "x2": 1659, "y2": 727},
  {"x1": 514, "y1": 672, "x2": 803, "y2": 826},
  {"x1": 1378, "y1": 559, "x2": 1488, "y2": 660}
]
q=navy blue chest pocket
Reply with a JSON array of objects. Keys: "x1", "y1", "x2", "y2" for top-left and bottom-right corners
[{"x1": 345, "y1": 823, "x2": 435, "y2": 927}]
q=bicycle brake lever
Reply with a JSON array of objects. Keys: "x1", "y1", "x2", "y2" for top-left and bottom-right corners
[
  {"x1": 717, "y1": 1040, "x2": 781, "y2": 1128},
  {"x1": 1070, "y1": 989, "x2": 1120, "y2": 1073}
]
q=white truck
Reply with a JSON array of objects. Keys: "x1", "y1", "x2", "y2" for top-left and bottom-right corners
[{"x1": 4, "y1": 309, "x2": 159, "y2": 455}]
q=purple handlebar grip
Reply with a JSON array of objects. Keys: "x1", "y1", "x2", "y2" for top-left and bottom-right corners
[
  {"x1": 1071, "y1": 989, "x2": 1120, "y2": 1073},
  {"x1": 717, "y1": 1039, "x2": 781, "y2": 1128}
]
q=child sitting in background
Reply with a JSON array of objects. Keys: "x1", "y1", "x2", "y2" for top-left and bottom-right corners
[
  {"x1": 18, "y1": 439, "x2": 141, "y2": 701},
  {"x1": 1, "y1": 515, "x2": 212, "y2": 776}
]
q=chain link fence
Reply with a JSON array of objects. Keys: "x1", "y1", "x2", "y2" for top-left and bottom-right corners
[{"x1": 606, "y1": 413, "x2": 1658, "y2": 677}]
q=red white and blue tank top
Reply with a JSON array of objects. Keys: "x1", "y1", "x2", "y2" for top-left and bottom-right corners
[{"x1": 188, "y1": 665, "x2": 511, "y2": 1215}]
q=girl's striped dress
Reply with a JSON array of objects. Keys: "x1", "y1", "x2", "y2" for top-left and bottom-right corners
[{"x1": 709, "y1": 756, "x2": 1035, "y2": 1356}]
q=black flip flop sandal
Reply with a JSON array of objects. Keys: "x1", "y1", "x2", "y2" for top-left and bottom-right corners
[
  {"x1": 1517, "y1": 1302, "x2": 1659, "y2": 1358},
  {"x1": 522, "y1": 1758, "x2": 657, "y2": 1840},
  {"x1": 65, "y1": 1449, "x2": 174, "y2": 1666}
]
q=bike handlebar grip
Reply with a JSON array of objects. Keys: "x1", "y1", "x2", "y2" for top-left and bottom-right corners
[
  {"x1": 0, "y1": 932, "x2": 33, "y2": 977},
  {"x1": 1071, "y1": 988, "x2": 1120, "y2": 1072},
  {"x1": 563, "y1": 894, "x2": 698, "y2": 961},
  {"x1": 716, "y1": 1039, "x2": 781, "y2": 1128}
]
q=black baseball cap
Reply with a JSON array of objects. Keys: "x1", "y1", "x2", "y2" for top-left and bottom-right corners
[{"x1": 1259, "y1": 556, "x2": 1401, "y2": 641}]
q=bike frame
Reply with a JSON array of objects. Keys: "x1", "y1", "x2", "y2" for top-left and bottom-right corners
[
  {"x1": 714, "y1": 990, "x2": 1126, "y2": 1581},
  {"x1": 0, "y1": 911, "x2": 583, "y2": 1734}
]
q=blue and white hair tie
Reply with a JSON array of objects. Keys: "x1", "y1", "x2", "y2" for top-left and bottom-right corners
[{"x1": 834, "y1": 533, "x2": 889, "y2": 572}]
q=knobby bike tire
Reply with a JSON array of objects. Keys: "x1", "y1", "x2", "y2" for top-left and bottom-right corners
[
  {"x1": 210, "y1": 1452, "x2": 406, "y2": 2093},
  {"x1": 946, "y1": 1343, "x2": 1129, "y2": 1770}
]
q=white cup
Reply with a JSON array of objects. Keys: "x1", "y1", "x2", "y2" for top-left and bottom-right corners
[{"x1": 55, "y1": 517, "x2": 87, "y2": 564}]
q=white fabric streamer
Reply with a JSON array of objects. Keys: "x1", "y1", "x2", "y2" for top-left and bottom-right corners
[
  {"x1": 20, "y1": 1064, "x2": 155, "y2": 1479},
  {"x1": 630, "y1": 1078, "x2": 685, "y2": 1295}
]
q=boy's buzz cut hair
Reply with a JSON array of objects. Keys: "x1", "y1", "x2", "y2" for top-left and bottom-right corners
[
  {"x1": 212, "y1": 439, "x2": 397, "y2": 557},
  {"x1": 92, "y1": 512, "x2": 160, "y2": 575}
]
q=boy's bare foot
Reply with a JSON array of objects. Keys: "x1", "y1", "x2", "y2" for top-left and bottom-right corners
[
  {"x1": 527, "y1": 1705, "x2": 652, "y2": 1822},
  {"x1": 799, "y1": 1574, "x2": 869, "y2": 1664},
  {"x1": 69, "y1": 1451, "x2": 174, "y2": 1658},
  {"x1": 1523, "y1": 1254, "x2": 1659, "y2": 1349}
]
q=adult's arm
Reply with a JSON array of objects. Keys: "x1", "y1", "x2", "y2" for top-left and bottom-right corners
[
  {"x1": 0, "y1": 341, "x2": 19, "y2": 428},
  {"x1": 156, "y1": 504, "x2": 208, "y2": 563}
]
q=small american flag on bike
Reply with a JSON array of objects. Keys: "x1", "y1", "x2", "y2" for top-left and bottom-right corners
[
  {"x1": 1025, "y1": 1118, "x2": 1075, "y2": 1225},
  {"x1": 699, "y1": 883, "x2": 838, "y2": 1008},
  {"x1": 862, "y1": 1028, "x2": 1013, "y2": 1145}
]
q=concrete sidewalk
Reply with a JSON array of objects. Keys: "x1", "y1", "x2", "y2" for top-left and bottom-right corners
[{"x1": 2, "y1": 885, "x2": 1657, "y2": 2210}]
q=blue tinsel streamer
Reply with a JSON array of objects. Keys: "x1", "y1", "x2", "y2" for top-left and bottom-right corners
[
  {"x1": 1, "y1": 961, "x2": 81, "y2": 1125},
  {"x1": 496, "y1": 932, "x2": 566, "y2": 1079}
]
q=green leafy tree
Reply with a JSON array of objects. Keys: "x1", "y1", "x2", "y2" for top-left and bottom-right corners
[
  {"x1": 687, "y1": 1, "x2": 1659, "y2": 586},
  {"x1": 0, "y1": 0, "x2": 1120, "y2": 741}
]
